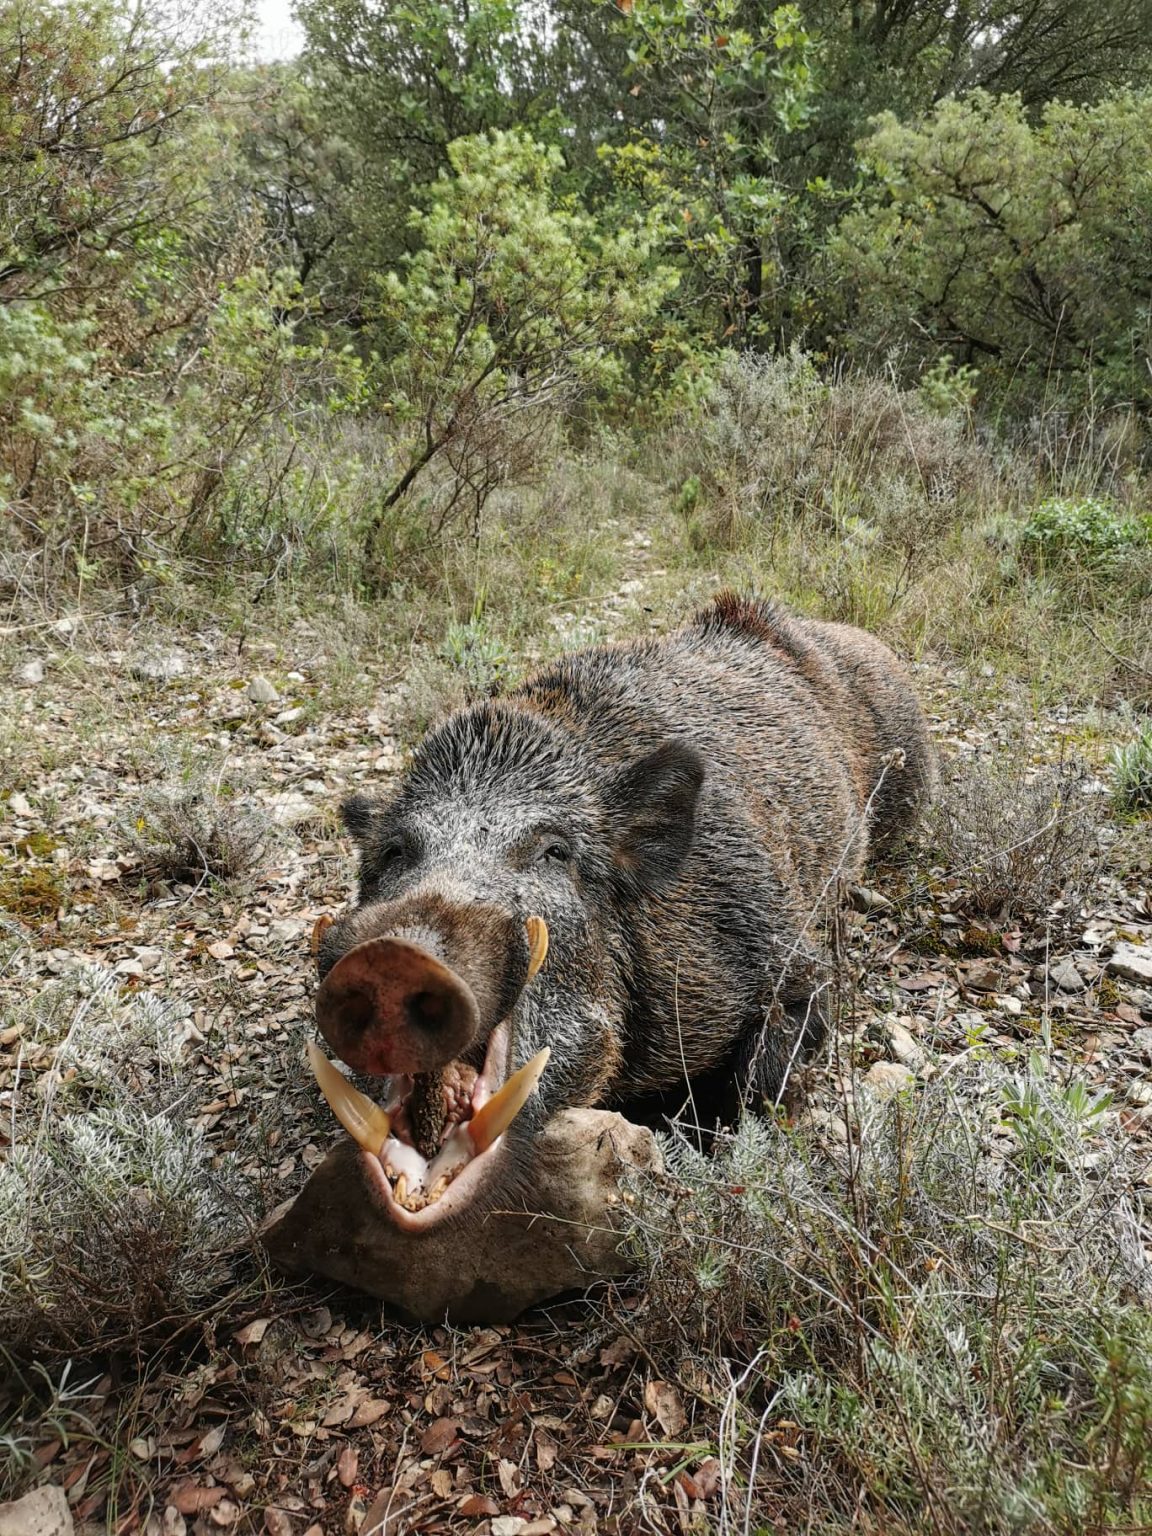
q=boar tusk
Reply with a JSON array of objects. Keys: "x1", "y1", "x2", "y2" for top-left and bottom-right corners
[
  {"x1": 310, "y1": 914, "x2": 334, "y2": 956},
  {"x1": 307, "y1": 1040, "x2": 392, "y2": 1154},
  {"x1": 525, "y1": 915, "x2": 549, "y2": 979},
  {"x1": 468, "y1": 1046, "x2": 551, "y2": 1153}
]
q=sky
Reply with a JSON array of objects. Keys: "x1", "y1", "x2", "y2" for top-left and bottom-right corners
[{"x1": 252, "y1": 0, "x2": 304, "y2": 59}]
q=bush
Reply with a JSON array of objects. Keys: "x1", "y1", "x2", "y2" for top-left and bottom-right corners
[
  {"x1": 359, "y1": 130, "x2": 678, "y2": 569},
  {"x1": 834, "y1": 89, "x2": 1152, "y2": 415},
  {"x1": 672, "y1": 351, "x2": 1002, "y2": 559},
  {"x1": 628, "y1": 1054, "x2": 1152, "y2": 1534},
  {"x1": 925, "y1": 756, "x2": 1107, "y2": 921},
  {"x1": 1113, "y1": 723, "x2": 1152, "y2": 815},
  {"x1": 0, "y1": 953, "x2": 253, "y2": 1363},
  {"x1": 1020, "y1": 497, "x2": 1152, "y2": 571},
  {"x1": 125, "y1": 761, "x2": 277, "y2": 887}
]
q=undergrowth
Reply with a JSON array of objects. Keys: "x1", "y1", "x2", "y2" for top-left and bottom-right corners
[
  {"x1": 629, "y1": 1055, "x2": 1152, "y2": 1535},
  {"x1": 0, "y1": 942, "x2": 258, "y2": 1365}
]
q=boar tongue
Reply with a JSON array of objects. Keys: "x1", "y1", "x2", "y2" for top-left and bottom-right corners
[
  {"x1": 408, "y1": 1069, "x2": 447, "y2": 1161},
  {"x1": 407, "y1": 1061, "x2": 481, "y2": 1160}
]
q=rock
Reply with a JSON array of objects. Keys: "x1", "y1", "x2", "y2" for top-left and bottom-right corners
[
  {"x1": 862, "y1": 1061, "x2": 915, "y2": 1099},
  {"x1": 1048, "y1": 959, "x2": 1086, "y2": 993},
  {"x1": 1132, "y1": 1027, "x2": 1152, "y2": 1059},
  {"x1": 998, "y1": 995, "x2": 1023, "y2": 1017},
  {"x1": 261, "y1": 1108, "x2": 662, "y2": 1324},
  {"x1": 130, "y1": 650, "x2": 186, "y2": 681},
  {"x1": 1127, "y1": 1081, "x2": 1152, "y2": 1107},
  {"x1": 0, "y1": 1486, "x2": 73, "y2": 1536},
  {"x1": 802, "y1": 1108, "x2": 849, "y2": 1143},
  {"x1": 848, "y1": 884, "x2": 894, "y2": 914},
  {"x1": 8, "y1": 792, "x2": 33, "y2": 818},
  {"x1": 247, "y1": 675, "x2": 279, "y2": 704},
  {"x1": 959, "y1": 960, "x2": 1000, "y2": 992},
  {"x1": 13, "y1": 659, "x2": 44, "y2": 686},
  {"x1": 267, "y1": 792, "x2": 316, "y2": 827},
  {"x1": 886, "y1": 1019, "x2": 928, "y2": 1071},
  {"x1": 1108, "y1": 944, "x2": 1152, "y2": 986}
]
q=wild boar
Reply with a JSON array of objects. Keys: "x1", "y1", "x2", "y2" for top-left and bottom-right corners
[{"x1": 310, "y1": 593, "x2": 935, "y2": 1229}]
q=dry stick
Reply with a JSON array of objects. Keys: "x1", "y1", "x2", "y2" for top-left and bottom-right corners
[{"x1": 1079, "y1": 613, "x2": 1152, "y2": 681}]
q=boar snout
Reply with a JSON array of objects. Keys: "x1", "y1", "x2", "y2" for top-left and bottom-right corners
[{"x1": 316, "y1": 936, "x2": 481, "y2": 1075}]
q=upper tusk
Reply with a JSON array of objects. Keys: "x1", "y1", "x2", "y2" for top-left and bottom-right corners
[
  {"x1": 468, "y1": 1046, "x2": 551, "y2": 1153},
  {"x1": 307, "y1": 1040, "x2": 392, "y2": 1155},
  {"x1": 526, "y1": 915, "x2": 549, "y2": 979},
  {"x1": 310, "y1": 914, "x2": 334, "y2": 956}
]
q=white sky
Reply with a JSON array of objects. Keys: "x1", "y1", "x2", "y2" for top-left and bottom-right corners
[{"x1": 252, "y1": 0, "x2": 303, "y2": 59}]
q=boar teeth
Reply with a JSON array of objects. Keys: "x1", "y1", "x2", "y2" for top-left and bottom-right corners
[
  {"x1": 306, "y1": 1040, "x2": 392, "y2": 1155},
  {"x1": 526, "y1": 916, "x2": 549, "y2": 979},
  {"x1": 310, "y1": 914, "x2": 333, "y2": 956},
  {"x1": 468, "y1": 1046, "x2": 551, "y2": 1152}
]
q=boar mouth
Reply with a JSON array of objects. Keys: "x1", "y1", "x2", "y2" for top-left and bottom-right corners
[{"x1": 307, "y1": 916, "x2": 550, "y2": 1231}]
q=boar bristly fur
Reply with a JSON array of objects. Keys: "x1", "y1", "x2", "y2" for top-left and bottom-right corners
[{"x1": 317, "y1": 594, "x2": 935, "y2": 1210}]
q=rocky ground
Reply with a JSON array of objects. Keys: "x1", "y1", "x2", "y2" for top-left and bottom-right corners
[{"x1": 2, "y1": 579, "x2": 1151, "y2": 1536}]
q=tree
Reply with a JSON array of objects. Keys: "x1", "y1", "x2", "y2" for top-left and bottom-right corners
[
  {"x1": 362, "y1": 129, "x2": 678, "y2": 563},
  {"x1": 828, "y1": 90, "x2": 1152, "y2": 409}
]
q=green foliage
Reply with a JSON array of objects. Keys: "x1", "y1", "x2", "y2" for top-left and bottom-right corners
[
  {"x1": 601, "y1": 0, "x2": 819, "y2": 344},
  {"x1": 297, "y1": 0, "x2": 610, "y2": 293},
  {"x1": 362, "y1": 129, "x2": 678, "y2": 565},
  {"x1": 1112, "y1": 723, "x2": 1152, "y2": 814},
  {"x1": 834, "y1": 90, "x2": 1152, "y2": 409},
  {"x1": 1020, "y1": 497, "x2": 1152, "y2": 570},
  {"x1": 438, "y1": 616, "x2": 510, "y2": 699}
]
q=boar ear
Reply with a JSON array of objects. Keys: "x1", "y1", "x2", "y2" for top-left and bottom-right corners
[
  {"x1": 340, "y1": 794, "x2": 376, "y2": 845},
  {"x1": 610, "y1": 740, "x2": 705, "y2": 892}
]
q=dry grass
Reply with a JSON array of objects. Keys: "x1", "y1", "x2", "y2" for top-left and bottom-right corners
[
  {"x1": 627, "y1": 1053, "x2": 1152, "y2": 1535},
  {"x1": 125, "y1": 766, "x2": 276, "y2": 888},
  {"x1": 924, "y1": 755, "x2": 1111, "y2": 922},
  {"x1": 0, "y1": 945, "x2": 260, "y2": 1365}
]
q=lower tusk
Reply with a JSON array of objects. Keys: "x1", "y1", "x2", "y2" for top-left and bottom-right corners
[
  {"x1": 307, "y1": 1040, "x2": 392, "y2": 1154},
  {"x1": 468, "y1": 1046, "x2": 551, "y2": 1153},
  {"x1": 526, "y1": 916, "x2": 549, "y2": 979},
  {"x1": 311, "y1": 914, "x2": 334, "y2": 956}
]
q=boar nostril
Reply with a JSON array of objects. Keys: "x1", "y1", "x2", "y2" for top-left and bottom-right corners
[{"x1": 407, "y1": 989, "x2": 450, "y2": 1033}]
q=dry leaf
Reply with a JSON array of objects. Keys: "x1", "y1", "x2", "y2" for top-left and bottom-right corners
[
  {"x1": 233, "y1": 1318, "x2": 272, "y2": 1347},
  {"x1": 419, "y1": 1418, "x2": 457, "y2": 1456},
  {"x1": 458, "y1": 1495, "x2": 499, "y2": 1517},
  {"x1": 643, "y1": 1380, "x2": 686, "y2": 1439},
  {"x1": 694, "y1": 1457, "x2": 722, "y2": 1498},
  {"x1": 534, "y1": 1432, "x2": 558, "y2": 1472},
  {"x1": 429, "y1": 1470, "x2": 453, "y2": 1499},
  {"x1": 336, "y1": 1446, "x2": 359, "y2": 1488},
  {"x1": 169, "y1": 1483, "x2": 227, "y2": 1516},
  {"x1": 196, "y1": 1426, "x2": 226, "y2": 1460}
]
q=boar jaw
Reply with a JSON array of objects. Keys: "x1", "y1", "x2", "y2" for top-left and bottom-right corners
[{"x1": 308, "y1": 1022, "x2": 552, "y2": 1230}]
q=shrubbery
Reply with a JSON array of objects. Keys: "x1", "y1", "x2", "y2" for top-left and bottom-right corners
[
  {"x1": 0, "y1": 944, "x2": 251, "y2": 1363},
  {"x1": 629, "y1": 1054, "x2": 1152, "y2": 1533}
]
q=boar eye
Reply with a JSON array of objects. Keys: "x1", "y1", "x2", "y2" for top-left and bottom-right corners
[
  {"x1": 377, "y1": 837, "x2": 406, "y2": 868},
  {"x1": 540, "y1": 840, "x2": 572, "y2": 866}
]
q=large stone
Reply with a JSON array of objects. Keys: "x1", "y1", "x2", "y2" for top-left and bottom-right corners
[
  {"x1": 0, "y1": 1487, "x2": 72, "y2": 1536},
  {"x1": 247, "y1": 674, "x2": 280, "y2": 704},
  {"x1": 862, "y1": 1061, "x2": 915, "y2": 1099},
  {"x1": 13, "y1": 659, "x2": 44, "y2": 687},
  {"x1": 129, "y1": 649, "x2": 186, "y2": 681},
  {"x1": 1108, "y1": 943, "x2": 1152, "y2": 986},
  {"x1": 260, "y1": 1108, "x2": 662, "y2": 1324}
]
